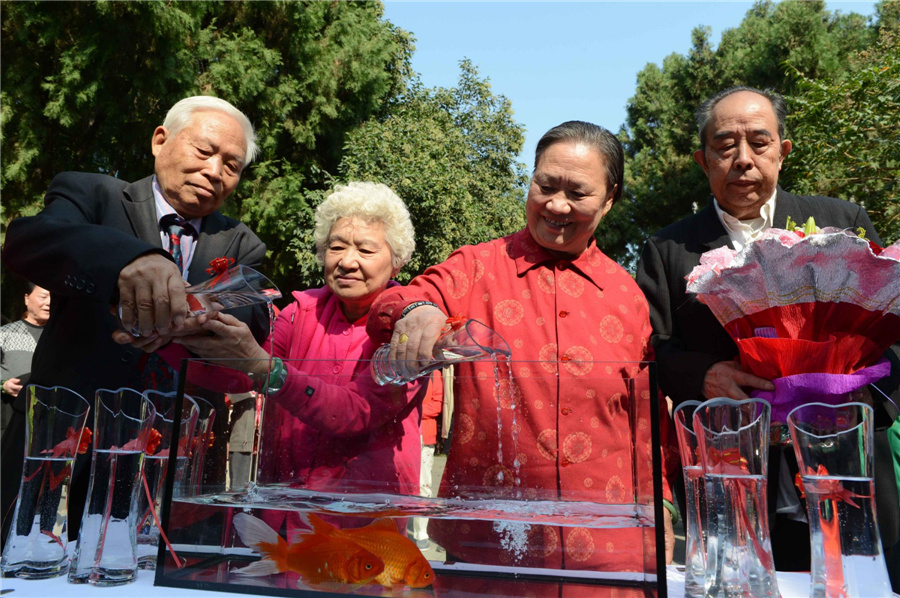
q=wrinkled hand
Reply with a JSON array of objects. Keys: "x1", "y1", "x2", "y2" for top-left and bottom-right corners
[
  {"x1": 2, "y1": 377, "x2": 22, "y2": 398},
  {"x1": 173, "y1": 312, "x2": 269, "y2": 374},
  {"x1": 110, "y1": 313, "x2": 213, "y2": 353},
  {"x1": 117, "y1": 253, "x2": 188, "y2": 336},
  {"x1": 664, "y1": 507, "x2": 675, "y2": 565},
  {"x1": 702, "y1": 360, "x2": 774, "y2": 400},
  {"x1": 388, "y1": 305, "x2": 447, "y2": 381}
]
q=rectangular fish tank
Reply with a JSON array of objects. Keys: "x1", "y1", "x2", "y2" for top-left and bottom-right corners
[{"x1": 154, "y1": 357, "x2": 668, "y2": 597}]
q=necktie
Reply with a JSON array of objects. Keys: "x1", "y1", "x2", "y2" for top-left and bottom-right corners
[{"x1": 161, "y1": 216, "x2": 193, "y2": 274}]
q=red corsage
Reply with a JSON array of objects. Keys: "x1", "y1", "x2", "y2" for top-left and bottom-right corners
[{"x1": 206, "y1": 257, "x2": 235, "y2": 276}]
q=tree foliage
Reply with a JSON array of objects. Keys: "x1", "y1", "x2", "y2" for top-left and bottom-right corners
[
  {"x1": 1, "y1": 0, "x2": 413, "y2": 318},
  {"x1": 785, "y1": 0, "x2": 900, "y2": 245},
  {"x1": 608, "y1": 0, "x2": 881, "y2": 270},
  {"x1": 337, "y1": 60, "x2": 528, "y2": 283}
]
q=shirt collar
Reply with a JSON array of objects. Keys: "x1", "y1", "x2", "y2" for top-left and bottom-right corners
[
  {"x1": 713, "y1": 188, "x2": 778, "y2": 250},
  {"x1": 507, "y1": 229, "x2": 611, "y2": 291},
  {"x1": 152, "y1": 176, "x2": 202, "y2": 234}
]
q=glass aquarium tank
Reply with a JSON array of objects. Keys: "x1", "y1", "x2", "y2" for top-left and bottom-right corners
[{"x1": 154, "y1": 356, "x2": 669, "y2": 597}]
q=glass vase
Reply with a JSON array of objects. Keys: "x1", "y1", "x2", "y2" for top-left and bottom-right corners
[
  {"x1": 68, "y1": 388, "x2": 156, "y2": 586},
  {"x1": 693, "y1": 397, "x2": 779, "y2": 598},
  {"x1": 787, "y1": 401, "x2": 892, "y2": 598},
  {"x1": 1, "y1": 385, "x2": 90, "y2": 579}
]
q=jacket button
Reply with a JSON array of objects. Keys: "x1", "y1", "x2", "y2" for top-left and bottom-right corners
[
  {"x1": 76, "y1": 279, "x2": 85, "y2": 290},
  {"x1": 560, "y1": 457, "x2": 570, "y2": 467},
  {"x1": 561, "y1": 407, "x2": 572, "y2": 415},
  {"x1": 560, "y1": 355, "x2": 570, "y2": 363},
  {"x1": 121, "y1": 351, "x2": 133, "y2": 363},
  {"x1": 332, "y1": 365, "x2": 341, "y2": 374},
  {"x1": 559, "y1": 311, "x2": 568, "y2": 318},
  {"x1": 86, "y1": 283, "x2": 95, "y2": 294}
]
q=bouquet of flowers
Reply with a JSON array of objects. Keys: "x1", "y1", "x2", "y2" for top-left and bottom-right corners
[{"x1": 686, "y1": 218, "x2": 900, "y2": 425}]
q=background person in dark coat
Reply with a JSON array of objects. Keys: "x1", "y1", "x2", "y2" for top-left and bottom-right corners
[
  {"x1": 0, "y1": 96, "x2": 267, "y2": 546},
  {"x1": 636, "y1": 86, "x2": 899, "y2": 584}
]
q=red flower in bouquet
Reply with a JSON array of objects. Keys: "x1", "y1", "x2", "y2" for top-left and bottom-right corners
[{"x1": 687, "y1": 219, "x2": 900, "y2": 422}]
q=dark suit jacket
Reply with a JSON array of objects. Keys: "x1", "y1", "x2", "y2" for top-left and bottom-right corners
[
  {"x1": 635, "y1": 186, "x2": 900, "y2": 569},
  {"x1": 636, "y1": 187, "x2": 883, "y2": 405},
  {"x1": 0, "y1": 171, "x2": 267, "y2": 543}
]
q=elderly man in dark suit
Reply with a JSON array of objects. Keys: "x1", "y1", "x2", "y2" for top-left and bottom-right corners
[
  {"x1": 1, "y1": 96, "x2": 267, "y2": 544},
  {"x1": 636, "y1": 86, "x2": 899, "y2": 581}
]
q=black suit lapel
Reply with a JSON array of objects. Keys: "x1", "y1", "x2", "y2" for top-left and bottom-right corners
[
  {"x1": 695, "y1": 198, "x2": 733, "y2": 251},
  {"x1": 772, "y1": 187, "x2": 801, "y2": 229},
  {"x1": 189, "y1": 212, "x2": 237, "y2": 285},
  {"x1": 121, "y1": 176, "x2": 163, "y2": 248}
]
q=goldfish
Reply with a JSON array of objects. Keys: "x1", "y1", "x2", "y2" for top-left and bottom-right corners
[
  {"x1": 232, "y1": 513, "x2": 384, "y2": 587},
  {"x1": 301, "y1": 513, "x2": 434, "y2": 589}
]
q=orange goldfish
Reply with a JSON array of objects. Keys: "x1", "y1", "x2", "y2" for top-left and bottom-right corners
[
  {"x1": 232, "y1": 513, "x2": 384, "y2": 587},
  {"x1": 302, "y1": 513, "x2": 434, "y2": 589}
]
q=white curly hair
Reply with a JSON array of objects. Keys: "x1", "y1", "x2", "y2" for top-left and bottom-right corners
[
  {"x1": 162, "y1": 96, "x2": 259, "y2": 164},
  {"x1": 314, "y1": 181, "x2": 415, "y2": 270}
]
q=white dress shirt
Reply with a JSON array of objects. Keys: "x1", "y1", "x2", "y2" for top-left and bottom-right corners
[{"x1": 713, "y1": 189, "x2": 778, "y2": 251}]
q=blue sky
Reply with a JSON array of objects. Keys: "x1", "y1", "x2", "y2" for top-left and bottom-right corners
[{"x1": 382, "y1": 1, "x2": 878, "y2": 165}]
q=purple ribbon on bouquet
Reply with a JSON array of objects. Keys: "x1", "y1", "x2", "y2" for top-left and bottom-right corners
[{"x1": 751, "y1": 358, "x2": 892, "y2": 422}]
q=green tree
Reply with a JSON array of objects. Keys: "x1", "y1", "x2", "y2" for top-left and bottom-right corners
[
  {"x1": 1, "y1": 0, "x2": 412, "y2": 320},
  {"x1": 610, "y1": 0, "x2": 878, "y2": 270},
  {"x1": 785, "y1": 0, "x2": 900, "y2": 244},
  {"x1": 336, "y1": 60, "x2": 528, "y2": 282}
]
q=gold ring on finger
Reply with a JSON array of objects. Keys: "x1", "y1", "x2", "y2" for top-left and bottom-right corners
[{"x1": 398, "y1": 333, "x2": 409, "y2": 344}]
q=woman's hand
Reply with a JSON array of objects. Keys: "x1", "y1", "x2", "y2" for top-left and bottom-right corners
[
  {"x1": 2, "y1": 377, "x2": 23, "y2": 398},
  {"x1": 389, "y1": 305, "x2": 447, "y2": 381},
  {"x1": 173, "y1": 312, "x2": 270, "y2": 375}
]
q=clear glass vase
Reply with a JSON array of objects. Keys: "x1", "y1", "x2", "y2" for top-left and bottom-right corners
[
  {"x1": 372, "y1": 319, "x2": 511, "y2": 386},
  {"x1": 136, "y1": 391, "x2": 199, "y2": 569},
  {"x1": 788, "y1": 401, "x2": 893, "y2": 598},
  {"x1": 1, "y1": 385, "x2": 91, "y2": 579},
  {"x1": 68, "y1": 388, "x2": 156, "y2": 586},
  {"x1": 693, "y1": 397, "x2": 779, "y2": 598},
  {"x1": 119, "y1": 264, "x2": 281, "y2": 335},
  {"x1": 673, "y1": 400, "x2": 706, "y2": 597}
]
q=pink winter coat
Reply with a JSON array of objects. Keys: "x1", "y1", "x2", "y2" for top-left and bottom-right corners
[{"x1": 256, "y1": 285, "x2": 426, "y2": 497}]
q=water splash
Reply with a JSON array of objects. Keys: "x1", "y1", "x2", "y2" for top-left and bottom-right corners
[{"x1": 493, "y1": 520, "x2": 530, "y2": 564}]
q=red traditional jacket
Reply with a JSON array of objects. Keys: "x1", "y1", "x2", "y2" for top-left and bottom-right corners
[{"x1": 368, "y1": 229, "x2": 678, "y2": 571}]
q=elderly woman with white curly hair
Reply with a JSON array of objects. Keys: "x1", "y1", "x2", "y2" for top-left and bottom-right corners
[{"x1": 177, "y1": 181, "x2": 425, "y2": 507}]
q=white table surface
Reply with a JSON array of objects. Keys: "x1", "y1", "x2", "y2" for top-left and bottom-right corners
[{"x1": 0, "y1": 565, "x2": 831, "y2": 598}]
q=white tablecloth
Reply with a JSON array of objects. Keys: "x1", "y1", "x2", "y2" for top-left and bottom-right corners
[{"x1": 0, "y1": 565, "x2": 831, "y2": 597}]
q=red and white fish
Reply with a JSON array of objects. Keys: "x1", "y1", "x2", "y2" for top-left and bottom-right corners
[
  {"x1": 301, "y1": 513, "x2": 434, "y2": 589},
  {"x1": 233, "y1": 513, "x2": 384, "y2": 587}
]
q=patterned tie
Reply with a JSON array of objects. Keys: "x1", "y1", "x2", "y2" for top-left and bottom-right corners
[{"x1": 161, "y1": 215, "x2": 192, "y2": 274}]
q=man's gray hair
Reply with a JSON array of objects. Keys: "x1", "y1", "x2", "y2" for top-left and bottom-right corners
[
  {"x1": 314, "y1": 182, "x2": 416, "y2": 271},
  {"x1": 533, "y1": 121, "x2": 625, "y2": 204},
  {"x1": 163, "y1": 96, "x2": 259, "y2": 165},
  {"x1": 695, "y1": 86, "x2": 787, "y2": 150}
]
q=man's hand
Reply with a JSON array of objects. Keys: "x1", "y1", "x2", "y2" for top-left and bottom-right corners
[
  {"x1": 111, "y1": 312, "x2": 215, "y2": 353},
  {"x1": 117, "y1": 253, "x2": 188, "y2": 337},
  {"x1": 664, "y1": 507, "x2": 675, "y2": 565},
  {"x1": 388, "y1": 305, "x2": 447, "y2": 381},
  {"x1": 2, "y1": 377, "x2": 23, "y2": 398},
  {"x1": 702, "y1": 360, "x2": 774, "y2": 400}
]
